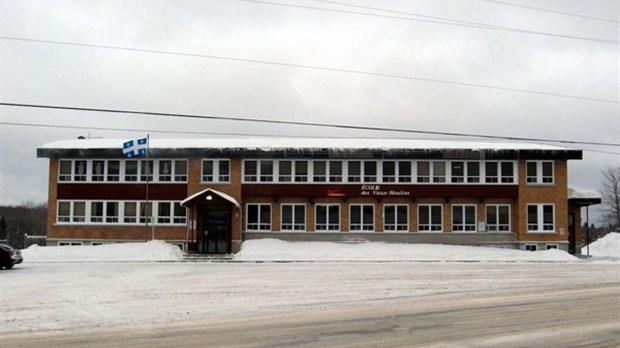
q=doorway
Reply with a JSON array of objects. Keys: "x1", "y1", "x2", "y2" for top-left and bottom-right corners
[
  {"x1": 200, "y1": 207, "x2": 231, "y2": 254},
  {"x1": 568, "y1": 212, "x2": 576, "y2": 254}
]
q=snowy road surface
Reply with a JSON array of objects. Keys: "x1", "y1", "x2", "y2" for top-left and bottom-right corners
[{"x1": 1, "y1": 262, "x2": 619, "y2": 347}]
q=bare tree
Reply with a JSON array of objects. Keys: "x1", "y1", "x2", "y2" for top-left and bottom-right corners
[{"x1": 599, "y1": 166, "x2": 620, "y2": 230}]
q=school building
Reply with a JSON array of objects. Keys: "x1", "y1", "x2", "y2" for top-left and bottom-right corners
[{"x1": 37, "y1": 137, "x2": 600, "y2": 255}]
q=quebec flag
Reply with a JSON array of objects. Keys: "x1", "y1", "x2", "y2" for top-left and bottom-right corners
[{"x1": 122, "y1": 137, "x2": 148, "y2": 158}]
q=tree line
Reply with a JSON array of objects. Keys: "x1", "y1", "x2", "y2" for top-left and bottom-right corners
[{"x1": 0, "y1": 202, "x2": 47, "y2": 248}]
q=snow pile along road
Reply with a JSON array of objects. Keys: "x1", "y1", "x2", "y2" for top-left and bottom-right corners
[
  {"x1": 582, "y1": 232, "x2": 620, "y2": 259},
  {"x1": 21, "y1": 240, "x2": 184, "y2": 262},
  {"x1": 234, "y1": 239, "x2": 578, "y2": 262}
]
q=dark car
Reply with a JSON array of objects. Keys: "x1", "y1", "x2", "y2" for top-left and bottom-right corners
[{"x1": 0, "y1": 243, "x2": 23, "y2": 269}]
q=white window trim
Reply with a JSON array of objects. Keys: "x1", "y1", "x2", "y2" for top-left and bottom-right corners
[
  {"x1": 55, "y1": 200, "x2": 187, "y2": 226},
  {"x1": 315, "y1": 204, "x2": 341, "y2": 232},
  {"x1": 527, "y1": 204, "x2": 556, "y2": 233},
  {"x1": 485, "y1": 204, "x2": 511, "y2": 232},
  {"x1": 349, "y1": 204, "x2": 375, "y2": 232},
  {"x1": 201, "y1": 159, "x2": 231, "y2": 183},
  {"x1": 57, "y1": 159, "x2": 188, "y2": 183},
  {"x1": 418, "y1": 204, "x2": 443, "y2": 233},
  {"x1": 526, "y1": 161, "x2": 554, "y2": 185},
  {"x1": 280, "y1": 203, "x2": 306, "y2": 232},
  {"x1": 451, "y1": 204, "x2": 477, "y2": 233},
  {"x1": 245, "y1": 203, "x2": 272, "y2": 231},
  {"x1": 383, "y1": 204, "x2": 409, "y2": 232}
]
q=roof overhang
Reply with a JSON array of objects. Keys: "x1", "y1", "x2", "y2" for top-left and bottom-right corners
[{"x1": 568, "y1": 188, "x2": 602, "y2": 207}]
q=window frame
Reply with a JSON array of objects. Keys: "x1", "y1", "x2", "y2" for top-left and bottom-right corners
[
  {"x1": 418, "y1": 204, "x2": 443, "y2": 232},
  {"x1": 527, "y1": 204, "x2": 555, "y2": 233},
  {"x1": 246, "y1": 203, "x2": 272, "y2": 231},
  {"x1": 349, "y1": 204, "x2": 375, "y2": 232},
  {"x1": 383, "y1": 204, "x2": 409, "y2": 232},
  {"x1": 281, "y1": 204, "x2": 306, "y2": 231},
  {"x1": 526, "y1": 161, "x2": 554, "y2": 185},
  {"x1": 315, "y1": 204, "x2": 340, "y2": 232},
  {"x1": 451, "y1": 204, "x2": 477, "y2": 232},
  {"x1": 485, "y1": 204, "x2": 511, "y2": 232}
]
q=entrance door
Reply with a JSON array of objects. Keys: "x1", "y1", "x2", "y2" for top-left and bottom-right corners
[
  {"x1": 568, "y1": 213, "x2": 576, "y2": 254},
  {"x1": 201, "y1": 208, "x2": 231, "y2": 254}
]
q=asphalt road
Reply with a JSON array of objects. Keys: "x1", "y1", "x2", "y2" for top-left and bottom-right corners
[{"x1": 4, "y1": 282, "x2": 618, "y2": 348}]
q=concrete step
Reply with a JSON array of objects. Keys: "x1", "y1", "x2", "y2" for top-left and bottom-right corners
[{"x1": 182, "y1": 254, "x2": 235, "y2": 262}]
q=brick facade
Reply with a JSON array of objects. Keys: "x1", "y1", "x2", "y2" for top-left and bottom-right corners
[{"x1": 38, "y1": 138, "x2": 593, "y2": 254}]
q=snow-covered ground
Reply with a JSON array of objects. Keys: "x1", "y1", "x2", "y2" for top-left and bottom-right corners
[
  {"x1": 581, "y1": 232, "x2": 620, "y2": 260},
  {"x1": 2, "y1": 237, "x2": 618, "y2": 342},
  {"x1": 235, "y1": 239, "x2": 581, "y2": 262},
  {"x1": 20, "y1": 234, "x2": 619, "y2": 263}
]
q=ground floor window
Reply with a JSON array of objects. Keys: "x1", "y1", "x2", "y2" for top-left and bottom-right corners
[
  {"x1": 419, "y1": 205, "x2": 443, "y2": 232},
  {"x1": 56, "y1": 200, "x2": 186, "y2": 226},
  {"x1": 546, "y1": 244, "x2": 558, "y2": 250},
  {"x1": 525, "y1": 244, "x2": 538, "y2": 251},
  {"x1": 486, "y1": 205, "x2": 510, "y2": 232},
  {"x1": 316, "y1": 204, "x2": 340, "y2": 231},
  {"x1": 452, "y1": 205, "x2": 476, "y2": 232},
  {"x1": 527, "y1": 204, "x2": 555, "y2": 232},
  {"x1": 384, "y1": 205, "x2": 408, "y2": 231},
  {"x1": 350, "y1": 204, "x2": 374, "y2": 231},
  {"x1": 246, "y1": 204, "x2": 271, "y2": 231},
  {"x1": 281, "y1": 204, "x2": 306, "y2": 231}
]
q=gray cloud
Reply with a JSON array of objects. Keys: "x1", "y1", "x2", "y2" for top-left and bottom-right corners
[{"x1": 1, "y1": 0, "x2": 618, "y2": 221}]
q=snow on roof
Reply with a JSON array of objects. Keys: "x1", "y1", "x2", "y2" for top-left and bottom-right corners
[
  {"x1": 568, "y1": 187, "x2": 602, "y2": 200},
  {"x1": 180, "y1": 188, "x2": 241, "y2": 208},
  {"x1": 39, "y1": 137, "x2": 572, "y2": 152}
]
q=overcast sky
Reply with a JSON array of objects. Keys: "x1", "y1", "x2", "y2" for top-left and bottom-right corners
[{"x1": 1, "y1": 0, "x2": 619, "y2": 222}]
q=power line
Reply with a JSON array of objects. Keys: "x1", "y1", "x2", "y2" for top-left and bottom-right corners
[
  {"x1": 479, "y1": 0, "x2": 620, "y2": 24},
  {"x1": 2, "y1": 36, "x2": 618, "y2": 104},
  {"x1": 2, "y1": 102, "x2": 619, "y2": 147},
  {"x1": 234, "y1": 0, "x2": 619, "y2": 44}
]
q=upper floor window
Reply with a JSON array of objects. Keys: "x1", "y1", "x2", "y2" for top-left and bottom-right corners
[
  {"x1": 485, "y1": 161, "x2": 514, "y2": 183},
  {"x1": 92, "y1": 161, "x2": 105, "y2": 181},
  {"x1": 244, "y1": 160, "x2": 273, "y2": 182},
  {"x1": 74, "y1": 160, "x2": 87, "y2": 181},
  {"x1": 107, "y1": 161, "x2": 120, "y2": 181},
  {"x1": 526, "y1": 161, "x2": 554, "y2": 184},
  {"x1": 451, "y1": 162, "x2": 480, "y2": 183},
  {"x1": 417, "y1": 161, "x2": 446, "y2": 183},
  {"x1": 203, "y1": 159, "x2": 230, "y2": 183},
  {"x1": 59, "y1": 160, "x2": 72, "y2": 182},
  {"x1": 383, "y1": 161, "x2": 412, "y2": 183}
]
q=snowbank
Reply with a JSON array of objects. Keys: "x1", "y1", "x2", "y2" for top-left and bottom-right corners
[
  {"x1": 582, "y1": 232, "x2": 620, "y2": 259},
  {"x1": 234, "y1": 239, "x2": 578, "y2": 262},
  {"x1": 22, "y1": 240, "x2": 184, "y2": 262}
]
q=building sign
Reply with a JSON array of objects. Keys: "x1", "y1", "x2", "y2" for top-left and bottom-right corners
[
  {"x1": 359, "y1": 185, "x2": 410, "y2": 197},
  {"x1": 242, "y1": 183, "x2": 518, "y2": 199}
]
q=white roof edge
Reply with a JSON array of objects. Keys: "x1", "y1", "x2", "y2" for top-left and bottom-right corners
[{"x1": 181, "y1": 188, "x2": 241, "y2": 208}]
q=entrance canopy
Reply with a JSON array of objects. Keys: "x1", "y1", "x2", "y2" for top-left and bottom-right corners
[
  {"x1": 181, "y1": 188, "x2": 241, "y2": 208},
  {"x1": 568, "y1": 188, "x2": 602, "y2": 207}
]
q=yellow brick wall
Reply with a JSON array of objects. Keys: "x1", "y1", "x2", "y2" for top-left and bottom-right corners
[{"x1": 516, "y1": 160, "x2": 568, "y2": 242}]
